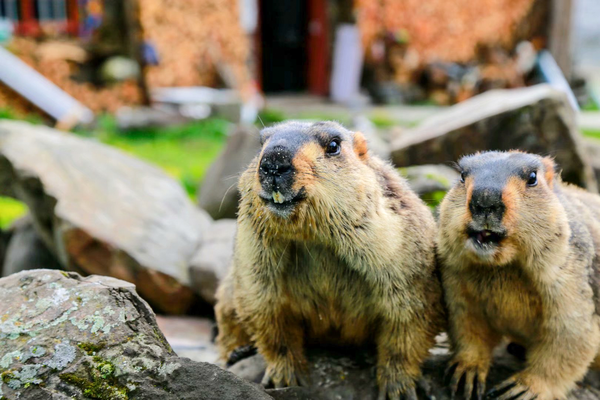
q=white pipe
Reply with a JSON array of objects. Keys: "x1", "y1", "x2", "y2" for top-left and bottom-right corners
[{"x1": 0, "y1": 46, "x2": 94, "y2": 125}]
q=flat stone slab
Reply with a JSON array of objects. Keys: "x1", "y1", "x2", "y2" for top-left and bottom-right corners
[{"x1": 0, "y1": 120, "x2": 205, "y2": 313}]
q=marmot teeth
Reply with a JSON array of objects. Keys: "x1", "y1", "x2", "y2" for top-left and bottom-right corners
[{"x1": 272, "y1": 191, "x2": 284, "y2": 204}]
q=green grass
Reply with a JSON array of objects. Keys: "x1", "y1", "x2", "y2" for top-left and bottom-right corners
[
  {"x1": 102, "y1": 134, "x2": 226, "y2": 197},
  {"x1": 369, "y1": 111, "x2": 396, "y2": 128},
  {"x1": 0, "y1": 197, "x2": 28, "y2": 229},
  {"x1": 259, "y1": 108, "x2": 351, "y2": 127},
  {"x1": 0, "y1": 107, "x2": 44, "y2": 125},
  {"x1": 86, "y1": 115, "x2": 229, "y2": 199},
  {"x1": 582, "y1": 99, "x2": 600, "y2": 112},
  {"x1": 582, "y1": 129, "x2": 600, "y2": 141}
]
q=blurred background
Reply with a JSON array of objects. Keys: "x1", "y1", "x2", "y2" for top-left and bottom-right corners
[{"x1": 0, "y1": 0, "x2": 599, "y2": 364}]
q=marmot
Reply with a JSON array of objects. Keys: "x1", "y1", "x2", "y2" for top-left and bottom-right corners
[
  {"x1": 215, "y1": 121, "x2": 444, "y2": 399},
  {"x1": 438, "y1": 151, "x2": 600, "y2": 400}
]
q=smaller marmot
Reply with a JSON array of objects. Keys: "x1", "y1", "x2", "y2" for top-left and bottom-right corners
[
  {"x1": 215, "y1": 121, "x2": 445, "y2": 400},
  {"x1": 438, "y1": 151, "x2": 600, "y2": 400}
]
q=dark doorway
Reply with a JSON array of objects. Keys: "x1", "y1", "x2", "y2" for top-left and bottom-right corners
[{"x1": 260, "y1": 0, "x2": 308, "y2": 93}]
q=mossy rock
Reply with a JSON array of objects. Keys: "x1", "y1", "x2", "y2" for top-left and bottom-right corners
[{"x1": 0, "y1": 270, "x2": 271, "y2": 400}]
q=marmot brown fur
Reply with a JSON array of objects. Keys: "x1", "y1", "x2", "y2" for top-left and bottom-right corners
[
  {"x1": 215, "y1": 121, "x2": 444, "y2": 399},
  {"x1": 438, "y1": 151, "x2": 600, "y2": 400}
]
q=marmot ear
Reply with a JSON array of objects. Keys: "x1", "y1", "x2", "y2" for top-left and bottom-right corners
[
  {"x1": 353, "y1": 132, "x2": 369, "y2": 161},
  {"x1": 542, "y1": 157, "x2": 556, "y2": 187}
]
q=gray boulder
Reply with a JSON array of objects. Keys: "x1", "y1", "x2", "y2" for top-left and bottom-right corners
[
  {"x1": 0, "y1": 269, "x2": 272, "y2": 400},
  {"x1": 391, "y1": 84, "x2": 598, "y2": 192},
  {"x1": 0, "y1": 227, "x2": 10, "y2": 276},
  {"x1": 189, "y1": 218, "x2": 237, "y2": 304},
  {"x1": 0, "y1": 120, "x2": 204, "y2": 314},
  {"x1": 2, "y1": 215, "x2": 62, "y2": 277},
  {"x1": 584, "y1": 138, "x2": 600, "y2": 188},
  {"x1": 198, "y1": 124, "x2": 261, "y2": 219}
]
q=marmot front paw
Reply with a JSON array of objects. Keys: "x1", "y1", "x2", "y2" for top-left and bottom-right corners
[
  {"x1": 446, "y1": 359, "x2": 489, "y2": 400},
  {"x1": 261, "y1": 356, "x2": 311, "y2": 389}
]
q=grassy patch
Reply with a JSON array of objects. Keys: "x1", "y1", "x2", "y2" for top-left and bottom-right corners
[
  {"x1": 369, "y1": 112, "x2": 396, "y2": 128},
  {"x1": 257, "y1": 108, "x2": 286, "y2": 126},
  {"x1": 0, "y1": 197, "x2": 27, "y2": 229},
  {"x1": 582, "y1": 99, "x2": 600, "y2": 112},
  {"x1": 582, "y1": 129, "x2": 600, "y2": 141},
  {"x1": 0, "y1": 107, "x2": 44, "y2": 125},
  {"x1": 87, "y1": 116, "x2": 229, "y2": 199},
  {"x1": 421, "y1": 190, "x2": 448, "y2": 209},
  {"x1": 259, "y1": 108, "x2": 351, "y2": 126}
]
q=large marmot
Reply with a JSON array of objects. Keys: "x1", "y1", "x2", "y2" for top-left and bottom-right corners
[
  {"x1": 215, "y1": 121, "x2": 444, "y2": 399},
  {"x1": 438, "y1": 151, "x2": 600, "y2": 400}
]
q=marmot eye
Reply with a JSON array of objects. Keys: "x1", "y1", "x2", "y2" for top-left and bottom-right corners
[
  {"x1": 326, "y1": 139, "x2": 341, "y2": 156},
  {"x1": 527, "y1": 171, "x2": 538, "y2": 187},
  {"x1": 460, "y1": 172, "x2": 466, "y2": 183}
]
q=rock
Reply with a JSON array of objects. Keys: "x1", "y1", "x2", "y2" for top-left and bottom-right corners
[
  {"x1": 196, "y1": 207, "x2": 214, "y2": 232},
  {"x1": 230, "y1": 338, "x2": 600, "y2": 400},
  {"x1": 228, "y1": 354, "x2": 266, "y2": 384},
  {"x1": 155, "y1": 315, "x2": 219, "y2": 363},
  {"x1": 2, "y1": 215, "x2": 62, "y2": 277},
  {"x1": 189, "y1": 219, "x2": 236, "y2": 304},
  {"x1": 0, "y1": 227, "x2": 10, "y2": 276},
  {"x1": 101, "y1": 57, "x2": 141, "y2": 82},
  {"x1": 391, "y1": 84, "x2": 598, "y2": 192},
  {"x1": 198, "y1": 124, "x2": 261, "y2": 219},
  {"x1": 0, "y1": 269, "x2": 272, "y2": 400},
  {"x1": 583, "y1": 138, "x2": 600, "y2": 188},
  {"x1": 0, "y1": 120, "x2": 204, "y2": 314}
]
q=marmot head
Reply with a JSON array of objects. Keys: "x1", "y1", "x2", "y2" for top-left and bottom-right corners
[
  {"x1": 439, "y1": 151, "x2": 560, "y2": 266},
  {"x1": 241, "y1": 121, "x2": 371, "y2": 230}
]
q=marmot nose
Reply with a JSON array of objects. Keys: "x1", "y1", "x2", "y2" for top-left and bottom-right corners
[
  {"x1": 469, "y1": 187, "x2": 505, "y2": 216},
  {"x1": 259, "y1": 146, "x2": 294, "y2": 179}
]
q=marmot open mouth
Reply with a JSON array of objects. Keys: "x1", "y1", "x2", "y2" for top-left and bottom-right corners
[
  {"x1": 260, "y1": 187, "x2": 307, "y2": 210},
  {"x1": 467, "y1": 228, "x2": 506, "y2": 247}
]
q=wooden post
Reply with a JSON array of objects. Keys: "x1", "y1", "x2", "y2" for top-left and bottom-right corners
[
  {"x1": 18, "y1": 0, "x2": 39, "y2": 36},
  {"x1": 123, "y1": 0, "x2": 151, "y2": 106},
  {"x1": 548, "y1": 0, "x2": 573, "y2": 79},
  {"x1": 66, "y1": 0, "x2": 79, "y2": 36},
  {"x1": 307, "y1": 0, "x2": 330, "y2": 95}
]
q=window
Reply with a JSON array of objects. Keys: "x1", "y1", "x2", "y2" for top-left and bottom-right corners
[
  {"x1": 34, "y1": 0, "x2": 67, "y2": 22},
  {"x1": 0, "y1": 0, "x2": 19, "y2": 21}
]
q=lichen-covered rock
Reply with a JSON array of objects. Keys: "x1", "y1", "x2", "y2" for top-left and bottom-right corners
[
  {"x1": 0, "y1": 269, "x2": 272, "y2": 400},
  {"x1": 0, "y1": 120, "x2": 204, "y2": 314},
  {"x1": 391, "y1": 84, "x2": 598, "y2": 192}
]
